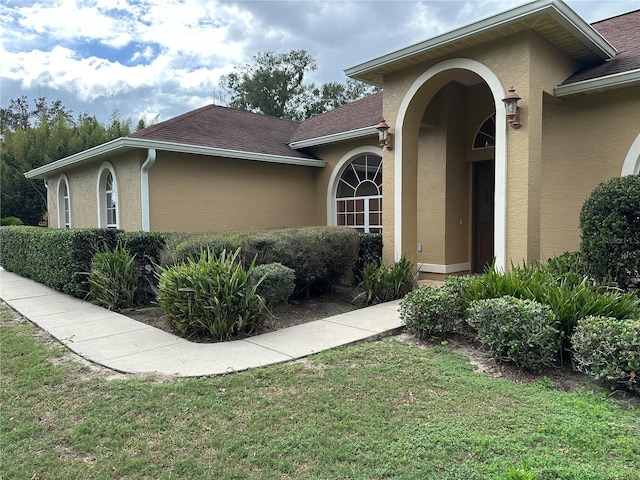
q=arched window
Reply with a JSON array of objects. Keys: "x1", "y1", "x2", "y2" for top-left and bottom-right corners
[
  {"x1": 473, "y1": 113, "x2": 496, "y2": 149},
  {"x1": 97, "y1": 163, "x2": 118, "y2": 228},
  {"x1": 57, "y1": 174, "x2": 71, "y2": 228},
  {"x1": 336, "y1": 154, "x2": 382, "y2": 233}
]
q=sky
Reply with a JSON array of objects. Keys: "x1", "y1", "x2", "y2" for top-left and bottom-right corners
[{"x1": 1, "y1": 0, "x2": 638, "y2": 125}]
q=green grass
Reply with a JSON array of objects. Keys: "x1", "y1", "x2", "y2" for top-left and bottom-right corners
[{"x1": 2, "y1": 304, "x2": 639, "y2": 480}]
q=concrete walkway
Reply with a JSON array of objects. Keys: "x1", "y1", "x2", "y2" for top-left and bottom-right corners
[{"x1": 0, "y1": 269, "x2": 404, "y2": 377}]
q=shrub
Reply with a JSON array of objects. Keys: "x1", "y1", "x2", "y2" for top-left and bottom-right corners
[
  {"x1": 1, "y1": 216, "x2": 24, "y2": 226},
  {"x1": 245, "y1": 227, "x2": 360, "y2": 296},
  {"x1": 466, "y1": 296, "x2": 561, "y2": 372},
  {"x1": 0, "y1": 226, "x2": 118, "y2": 297},
  {"x1": 355, "y1": 232, "x2": 382, "y2": 280},
  {"x1": 251, "y1": 262, "x2": 295, "y2": 306},
  {"x1": 166, "y1": 227, "x2": 360, "y2": 297},
  {"x1": 357, "y1": 257, "x2": 416, "y2": 305},
  {"x1": 461, "y1": 262, "x2": 640, "y2": 345},
  {"x1": 89, "y1": 243, "x2": 140, "y2": 311},
  {"x1": 400, "y1": 284, "x2": 464, "y2": 338},
  {"x1": 156, "y1": 248, "x2": 265, "y2": 341},
  {"x1": 572, "y1": 315, "x2": 640, "y2": 394},
  {"x1": 580, "y1": 175, "x2": 640, "y2": 291}
]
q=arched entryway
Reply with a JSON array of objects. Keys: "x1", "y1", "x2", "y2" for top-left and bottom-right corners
[{"x1": 391, "y1": 58, "x2": 507, "y2": 274}]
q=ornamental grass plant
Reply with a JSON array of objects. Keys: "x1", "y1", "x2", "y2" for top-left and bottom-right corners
[{"x1": 156, "y1": 248, "x2": 265, "y2": 341}]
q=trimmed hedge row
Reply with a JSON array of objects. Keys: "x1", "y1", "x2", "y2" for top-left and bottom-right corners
[
  {"x1": 165, "y1": 227, "x2": 361, "y2": 297},
  {"x1": 0, "y1": 226, "x2": 166, "y2": 299}
]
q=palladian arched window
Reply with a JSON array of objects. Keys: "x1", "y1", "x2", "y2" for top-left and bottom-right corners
[{"x1": 336, "y1": 154, "x2": 382, "y2": 233}]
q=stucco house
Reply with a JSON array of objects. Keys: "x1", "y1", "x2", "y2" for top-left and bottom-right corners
[{"x1": 25, "y1": 0, "x2": 640, "y2": 277}]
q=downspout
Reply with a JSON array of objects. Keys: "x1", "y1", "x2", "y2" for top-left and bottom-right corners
[{"x1": 140, "y1": 148, "x2": 156, "y2": 232}]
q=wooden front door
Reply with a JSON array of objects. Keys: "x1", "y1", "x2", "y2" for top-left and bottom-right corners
[{"x1": 472, "y1": 160, "x2": 495, "y2": 273}]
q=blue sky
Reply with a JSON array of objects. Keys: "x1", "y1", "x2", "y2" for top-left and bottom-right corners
[{"x1": 1, "y1": 0, "x2": 638, "y2": 125}]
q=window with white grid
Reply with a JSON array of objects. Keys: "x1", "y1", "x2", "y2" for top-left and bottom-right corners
[{"x1": 336, "y1": 154, "x2": 382, "y2": 233}]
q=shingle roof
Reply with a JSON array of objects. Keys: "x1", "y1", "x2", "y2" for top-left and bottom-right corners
[
  {"x1": 288, "y1": 91, "x2": 382, "y2": 143},
  {"x1": 562, "y1": 9, "x2": 640, "y2": 85},
  {"x1": 130, "y1": 104, "x2": 315, "y2": 159}
]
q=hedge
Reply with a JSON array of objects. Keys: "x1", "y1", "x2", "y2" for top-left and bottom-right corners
[
  {"x1": 0, "y1": 226, "x2": 166, "y2": 299},
  {"x1": 166, "y1": 227, "x2": 361, "y2": 297}
]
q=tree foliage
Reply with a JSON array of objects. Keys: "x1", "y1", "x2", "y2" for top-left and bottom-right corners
[
  {"x1": 219, "y1": 49, "x2": 377, "y2": 120},
  {"x1": 0, "y1": 96, "x2": 141, "y2": 225}
]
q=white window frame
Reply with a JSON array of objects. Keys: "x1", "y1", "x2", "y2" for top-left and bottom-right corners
[
  {"x1": 57, "y1": 173, "x2": 71, "y2": 229},
  {"x1": 97, "y1": 162, "x2": 119, "y2": 229},
  {"x1": 334, "y1": 152, "x2": 383, "y2": 233}
]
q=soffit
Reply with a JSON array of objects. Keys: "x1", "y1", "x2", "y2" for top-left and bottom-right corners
[{"x1": 347, "y1": 0, "x2": 615, "y2": 86}]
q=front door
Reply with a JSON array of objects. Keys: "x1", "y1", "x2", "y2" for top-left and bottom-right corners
[{"x1": 472, "y1": 160, "x2": 494, "y2": 273}]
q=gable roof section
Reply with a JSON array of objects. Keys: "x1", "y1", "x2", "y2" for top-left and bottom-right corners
[
  {"x1": 555, "y1": 9, "x2": 640, "y2": 95},
  {"x1": 25, "y1": 105, "x2": 326, "y2": 180},
  {"x1": 130, "y1": 104, "x2": 314, "y2": 159},
  {"x1": 345, "y1": 0, "x2": 616, "y2": 86},
  {"x1": 288, "y1": 91, "x2": 382, "y2": 148}
]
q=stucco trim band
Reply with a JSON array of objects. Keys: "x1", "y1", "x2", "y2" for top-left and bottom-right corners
[
  {"x1": 290, "y1": 126, "x2": 378, "y2": 149},
  {"x1": 418, "y1": 262, "x2": 471, "y2": 274},
  {"x1": 622, "y1": 133, "x2": 640, "y2": 176}
]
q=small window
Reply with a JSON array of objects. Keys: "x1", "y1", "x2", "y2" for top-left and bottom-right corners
[
  {"x1": 97, "y1": 163, "x2": 118, "y2": 229},
  {"x1": 57, "y1": 175, "x2": 71, "y2": 228},
  {"x1": 473, "y1": 114, "x2": 496, "y2": 149}
]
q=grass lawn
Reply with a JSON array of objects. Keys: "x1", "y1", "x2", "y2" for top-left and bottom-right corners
[{"x1": 2, "y1": 304, "x2": 639, "y2": 480}]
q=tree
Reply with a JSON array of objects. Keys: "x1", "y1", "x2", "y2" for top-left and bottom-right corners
[
  {"x1": 0, "y1": 97, "x2": 140, "y2": 225},
  {"x1": 219, "y1": 49, "x2": 377, "y2": 120}
]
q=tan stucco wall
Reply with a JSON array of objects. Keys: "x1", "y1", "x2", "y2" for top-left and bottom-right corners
[
  {"x1": 148, "y1": 152, "x2": 320, "y2": 232},
  {"x1": 46, "y1": 151, "x2": 142, "y2": 230},
  {"x1": 540, "y1": 86, "x2": 640, "y2": 258},
  {"x1": 379, "y1": 30, "x2": 582, "y2": 267}
]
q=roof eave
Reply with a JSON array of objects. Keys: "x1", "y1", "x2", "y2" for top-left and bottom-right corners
[
  {"x1": 345, "y1": 0, "x2": 616, "y2": 84},
  {"x1": 554, "y1": 69, "x2": 640, "y2": 96},
  {"x1": 25, "y1": 138, "x2": 325, "y2": 179},
  {"x1": 289, "y1": 126, "x2": 378, "y2": 149}
]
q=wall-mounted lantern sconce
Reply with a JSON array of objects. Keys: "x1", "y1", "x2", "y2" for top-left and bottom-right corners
[
  {"x1": 502, "y1": 87, "x2": 522, "y2": 129},
  {"x1": 376, "y1": 119, "x2": 394, "y2": 150}
]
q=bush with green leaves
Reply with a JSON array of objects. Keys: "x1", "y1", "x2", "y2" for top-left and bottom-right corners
[
  {"x1": 89, "y1": 243, "x2": 140, "y2": 311},
  {"x1": 466, "y1": 296, "x2": 562, "y2": 372},
  {"x1": 0, "y1": 226, "x2": 167, "y2": 300},
  {"x1": 572, "y1": 315, "x2": 640, "y2": 394},
  {"x1": 461, "y1": 262, "x2": 640, "y2": 345},
  {"x1": 166, "y1": 227, "x2": 360, "y2": 297},
  {"x1": 1, "y1": 216, "x2": 24, "y2": 226},
  {"x1": 580, "y1": 174, "x2": 640, "y2": 291},
  {"x1": 157, "y1": 248, "x2": 265, "y2": 341},
  {"x1": 400, "y1": 283, "x2": 465, "y2": 338},
  {"x1": 250, "y1": 262, "x2": 295, "y2": 306},
  {"x1": 357, "y1": 256, "x2": 416, "y2": 306},
  {"x1": 355, "y1": 232, "x2": 382, "y2": 280}
]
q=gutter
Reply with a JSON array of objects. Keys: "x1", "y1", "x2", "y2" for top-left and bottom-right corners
[
  {"x1": 25, "y1": 137, "x2": 325, "y2": 179},
  {"x1": 140, "y1": 148, "x2": 156, "y2": 232},
  {"x1": 289, "y1": 126, "x2": 378, "y2": 149},
  {"x1": 554, "y1": 69, "x2": 640, "y2": 97}
]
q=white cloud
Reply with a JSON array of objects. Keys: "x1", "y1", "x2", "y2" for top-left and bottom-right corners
[{"x1": 1, "y1": 0, "x2": 638, "y2": 124}]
